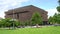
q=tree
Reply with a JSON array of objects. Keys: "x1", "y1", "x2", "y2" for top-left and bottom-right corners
[
  {"x1": 14, "y1": 20, "x2": 20, "y2": 27},
  {"x1": 24, "y1": 20, "x2": 30, "y2": 26},
  {"x1": 10, "y1": 19, "x2": 20, "y2": 29},
  {"x1": 5, "y1": 18, "x2": 13, "y2": 29},
  {"x1": 56, "y1": 6, "x2": 60, "y2": 13},
  {"x1": 56, "y1": 0, "x2": 60, "y2": 24},
  {"x1": 0, "y1": 18, "x2": 4, "y2": 27},
  {"x1": 0, "y1": 19, "x2": 7, "y2": 27},
  {"x1": 31, "y1": 12, "x2": 43, "y2": 28},
  {"x1": 56, "y1": 14, "x2": 60, "y2": 24},
  {"x1": 53, "y1": 13, "x2": 58, "y2": 23},
  {"x1": 48, "y1": 0, "x2": 60, "y2": 25},
  {"x1": 48, "y1": 16, "x2": 53, "y2": 24},
  {"x1": 0, "y1": 18, "x2": 20, "y2": 29},
  {"x1": 57, "y1": 0, "x2": 60, "y2": 13},
  {"x1": 0, "y1": 18, "x2": 12, "y2": 29},
  {"x1": 49, "y1": 13, "x2": 60, "y2": 24}
]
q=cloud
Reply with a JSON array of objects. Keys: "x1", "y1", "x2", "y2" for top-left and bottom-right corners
[
  {"x1": 46, "y1": 8, "x2": 58, "y2": 17},
  {"x1": 0, "y1": 0, "x2": 29, "y2": 18},
  {"x1": 0, "y1": 0, "x2": 29, "y2": 6}
]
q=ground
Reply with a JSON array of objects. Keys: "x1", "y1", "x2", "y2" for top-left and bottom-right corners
[{"x1": 0, "y1": 26, "x2": 60, "y2": 34}]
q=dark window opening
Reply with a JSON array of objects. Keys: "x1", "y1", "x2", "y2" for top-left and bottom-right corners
[
  {"x1": 20, "y1": 11, "x2": 29, "y2": 13},
  {"x1": 17, "y1": 14, "x2": 19, "y2": 19}
]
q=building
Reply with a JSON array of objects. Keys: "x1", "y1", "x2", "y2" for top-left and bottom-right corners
[{"x1": 5, "y1": 5, "x2": 48, "y2": 25}]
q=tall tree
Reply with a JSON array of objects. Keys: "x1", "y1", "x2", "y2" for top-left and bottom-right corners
[
  {"x1": 56, "y1": 0, "x2": 60, "y2": 24},
  {"x1": 48, "y1": 0, "x2": 60, "y2": 25},
  {"x1": 31, "y1": 12, "x2": 43, "y2": 27},
  {"x1": 48, "y1": 13, "x2": 59, "y2": 24},
  {"x1": 53, "y1": 13, "x2": 58, "y2": 24},
  {"x1": 57, "y1": 0, "x2": 60, "y2": 13}
]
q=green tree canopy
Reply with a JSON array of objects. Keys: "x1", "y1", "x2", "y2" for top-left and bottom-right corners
[
  {"x1": 0, "y1": 18, "x2": 20, "y2": 29},
  {"x1": 48, "y1": 13, "x2": 60, "y2": 24},
  {"x1": 56, "y1": 6, "x2": 60, "y2": 12},
  {"x1": 31, "y1": 12, "x2": 43, "y2": 25},
  {"x1": 56, "y1": 0, "x2": 60, "y2": 13}
]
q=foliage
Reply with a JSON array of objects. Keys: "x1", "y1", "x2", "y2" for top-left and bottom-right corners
[
  {"x1": 24, "y1": 20, "x2": 30, "y2": 26},
  {"x1": 48, "y1": 13, "x2": 60, "y2": 24},
  {"x1": 0, "y1": 18, "x2": 20, "y2": 28},
  {"x1": 56, "y1": 0, "x2": 60, "y2": 13},
  {"x1": 56, "y1": 6, "x2": 60, "y2": 12},
  {"x1": 51, "y1": 0, "x2": 60, "y2": 24},
  {"x1": 31, "y1": 12, "x2": 43, "y2": 25},
  {"x1": 56, "y1": 14, "x2": 60, "y2": 24},
  {"x1": 48, "y1": 16, "x2": 53, "y2": 24},
  {"x1": 14, "y1": 20, "x2": 20, "y2": 27}
]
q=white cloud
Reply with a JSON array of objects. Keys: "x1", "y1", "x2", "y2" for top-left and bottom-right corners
[
  {"x1": 0, "y1": 0, "x2": 29, "y2": 18},
  {"x1": 46, "y1": 8, "x2": 58, "y2": 17},
  {"x1": 0, "y1": 0, "x2": 29, "y2": 5}
]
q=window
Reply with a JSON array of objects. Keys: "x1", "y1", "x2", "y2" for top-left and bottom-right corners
[
  {"x1": 17, "y1": 14, "x2": 19, "y2": 19},
  {"x1": 20, "y1": 11, "x2": 29, "y2": 13}
]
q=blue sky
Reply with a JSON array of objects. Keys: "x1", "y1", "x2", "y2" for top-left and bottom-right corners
[{"x1": 0, "y1": 0, "x2": 58, "y2": 18}]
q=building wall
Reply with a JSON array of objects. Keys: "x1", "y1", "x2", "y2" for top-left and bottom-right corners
[{"x1": 5, "y1": 5, "x2": 48, "y2": 24}]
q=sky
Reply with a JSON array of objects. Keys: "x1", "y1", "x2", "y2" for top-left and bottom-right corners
[{"x1": 0, "y1": 0, "x2": 58, "y2": 18}]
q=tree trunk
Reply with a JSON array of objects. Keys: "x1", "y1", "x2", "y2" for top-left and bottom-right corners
[{"x1": 36, "y1": 24, "x2": 39, "y2": 28}]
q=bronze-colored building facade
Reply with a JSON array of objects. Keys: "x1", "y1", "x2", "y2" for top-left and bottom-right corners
[{"x1": 5, "y1": 5, "x2": 48, "y2": 24}]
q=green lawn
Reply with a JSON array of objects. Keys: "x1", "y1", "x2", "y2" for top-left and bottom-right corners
[{"x1": 0, "y1": 26, "x2": 60, "y2": 34}]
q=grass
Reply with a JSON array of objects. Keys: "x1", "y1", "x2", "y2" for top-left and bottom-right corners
[{"x1": 0, "y1": 26, "x2": 60, "y2": 34}]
